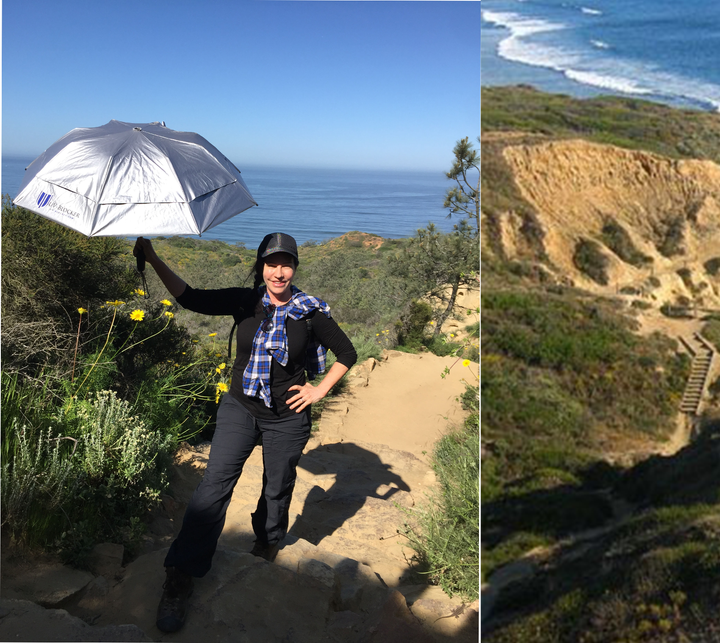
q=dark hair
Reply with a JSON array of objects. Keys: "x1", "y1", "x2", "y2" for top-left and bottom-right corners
[
  {"x1": 251, "y1": 260, "x2": 264, "y2": 291},
  {"x1": 246, "y1": 255, "x2": 299, "y2": 310}
]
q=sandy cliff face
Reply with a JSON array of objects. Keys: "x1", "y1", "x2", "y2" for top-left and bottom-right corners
[{"x1": 489, "y1": 137, "x2": 720, "y2": 306}]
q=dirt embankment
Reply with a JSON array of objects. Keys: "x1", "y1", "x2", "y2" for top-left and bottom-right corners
[{"x1": 488, "y1": 137, "x2": 720, "y2": 307}]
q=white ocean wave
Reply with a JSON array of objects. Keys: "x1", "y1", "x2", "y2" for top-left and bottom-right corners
[
  {"x1": 481, "y1": 11, "x2": 577, "y2": 72},
  {"x1": 581, "y1": 7, "x2": 603, "y2": 15},
  {"x1": 566, "y1": 64, "x2": 720, "y2": 111},
  {"x1": 564, "y1": 70, "x2": 654, "y2": 95},
  {"x1": 482, "y1": 7, "x2": 720, "y2": 112}
]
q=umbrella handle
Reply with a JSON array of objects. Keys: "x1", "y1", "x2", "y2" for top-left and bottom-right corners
[{"x1": 136, "y1": 247, "x2": 146, "y2": 273}]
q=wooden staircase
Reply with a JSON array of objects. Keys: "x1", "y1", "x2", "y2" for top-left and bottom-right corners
[{"x1": 679, "y1": 333, "x2": 716, "y2": 415}]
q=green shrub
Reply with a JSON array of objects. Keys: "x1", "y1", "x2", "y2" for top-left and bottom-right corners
[
  {"x1": 2, "y1": 387, "x2": 175, "y2": 562},
  {"x1": 402, "y1": 387, "x2": 479, "y2": 600},
  {"x1": 395, "y1": 300, "x2": 433, "y2": 351},
  {"x1": 701, "y1": 319, "x2": 720, "y2": 352},
  {"x1": 601, "y1": 220, "x2": 652, "y2": 266},
  {"x1": 1, "y1": 200, "x2": 137, "y2": 376},
  {"x1": 703, "y1": 257, "x2": 720, "y2": 276},
  {"x1": 657, "y1": 217, "x2": 686, "y2": 257},
  {"x1": 573, "y1": 239, "x2": 609, "y2": 285},
  {"x1": 1, "y1": 420, "x2": 75, "y2": 545}
]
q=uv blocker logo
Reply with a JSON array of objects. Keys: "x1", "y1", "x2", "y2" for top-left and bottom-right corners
[
  {"x1": 34, "y1": 191, "x2": 80, "y2": 219},
  {"x1": 37, "y1": 192, "x2": 52, "y2": 207}
]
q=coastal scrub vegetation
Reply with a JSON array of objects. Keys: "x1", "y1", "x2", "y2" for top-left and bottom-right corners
[
  {"x1": 480, "y1": 261, "x2": 720, "y2": 643},
  {"x1": 481, "y1": 85, "x2": 720, "y2": 163},
  {"x1": 482, "y1": 88, "x2": 720, "y2": 641},
  {"x1": 402, "y1": 377, "x2": 479, "y2": 600}
]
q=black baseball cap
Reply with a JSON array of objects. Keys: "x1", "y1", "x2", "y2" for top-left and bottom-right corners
[{"x1": 257, "y1": 232, "x2": 299, "y2": 263}]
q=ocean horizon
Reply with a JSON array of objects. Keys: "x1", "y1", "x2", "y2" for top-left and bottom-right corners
[
  {"x1": 2, "y1": 157, "x2": 466, "y2": 249},
  {"x1": 481, "y1": 0, "x2": 720, "y2": 113}
]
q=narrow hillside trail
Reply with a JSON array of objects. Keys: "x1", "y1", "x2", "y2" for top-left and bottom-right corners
[
  {"x1": 0, "y1": 351, "x2": 479, "y2": 643},
  {"x1": 482, "y1": 307, "x2": 717, "y2": 625},
  {"x1": 632, "y1": 307, "x2": 719, "y2": 455}
]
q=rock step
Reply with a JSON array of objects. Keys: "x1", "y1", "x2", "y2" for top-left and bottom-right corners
[{"x1": 0, "y1": 540, "x2": 478, "y2": 643}]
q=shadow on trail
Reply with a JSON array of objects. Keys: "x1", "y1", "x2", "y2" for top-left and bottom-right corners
[{"x1": 289, "y1": 442, "x2": 410, "y2": 546}]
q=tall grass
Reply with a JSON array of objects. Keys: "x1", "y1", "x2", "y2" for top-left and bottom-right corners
[{"x1": 402, "y1": 384, "x2": 479, "y2": 600}]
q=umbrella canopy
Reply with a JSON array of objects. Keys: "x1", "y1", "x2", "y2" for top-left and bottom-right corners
[{"x1": 14, "y1": 120, "x2": 258, "y2": 237}]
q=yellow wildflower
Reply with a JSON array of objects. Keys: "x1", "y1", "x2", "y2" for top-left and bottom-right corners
[
  {"x1": 78, "y1": 307, "x2": 87, "y2": 315},
  {"x1": 462, "y1": 359, "x2": 471, "y2": 367},
  {"x1": 130, "y1": 309, "x2": 145, "y2": 321},
  {"x1": 216, "y1": 381, "x2": 229, "y2": 403},
  {"x1": 161, "y1": 299, "x2": 172, "y2": 306},
  {"x1": 134, "y1": 288, "x2": 145, "y2": 297},
  {"x1": 106, "y1": 300, "x2": 125, "y2": 307},
  {"x1": 429, "y1": 320, "x2": 435, "y2": 325},
  {"x1": 218, "y1": 363, "x2": 226, "y2": 370},
  {"x1": 208, "y1": 332, "x2": 217, "y2": 337},
  {"x1": 164, "y1": 311, "x2": 174, "y2": 318}
]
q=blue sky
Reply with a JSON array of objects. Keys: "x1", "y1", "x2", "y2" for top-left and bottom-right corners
[{"x1": 2, "y1": 1, "x2": 480, "y2": 171}]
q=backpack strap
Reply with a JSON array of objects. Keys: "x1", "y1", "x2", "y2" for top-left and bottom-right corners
[
  {"x1": 227, "y1": 321, "x2": 238, "y2": 361},
  {"x1": 227, "y1": 298, "x2": 252, "y2": 362}
]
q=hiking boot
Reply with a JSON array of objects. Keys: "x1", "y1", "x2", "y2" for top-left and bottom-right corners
[
  {"x1": 250, "y1": 540, "x2": 280, "y2": 562},
  {"x1": 156, "y1": 566, "x2": 194, "y2": 633}
]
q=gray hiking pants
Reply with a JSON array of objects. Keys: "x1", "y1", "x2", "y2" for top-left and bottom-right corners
[{"x1": 164, "y1": 392, "x2": 311, "y2": 577}]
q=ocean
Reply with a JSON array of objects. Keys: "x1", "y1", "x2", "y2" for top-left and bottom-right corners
[
  {"x1": 1, "y1": 158, "x2": 462, "y2": 248},
  {"x1": 481, "y1": 0, "x2": 720, "y2": 112}
]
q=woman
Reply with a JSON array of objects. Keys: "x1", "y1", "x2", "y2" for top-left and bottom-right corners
[{"x1": 134, "y1": 232, "x2": 357, "y2": 633}]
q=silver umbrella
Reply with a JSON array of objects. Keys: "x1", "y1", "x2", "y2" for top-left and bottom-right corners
[{"x1": 14, "y1": 120, "x2": 258, "y2": 241}]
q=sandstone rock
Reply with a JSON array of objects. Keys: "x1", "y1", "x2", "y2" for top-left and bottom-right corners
[
  {"x1": 274, "y1": 533, "x2": 319, "y2": 572},
  {"x1": 86, "y1": 542, "x2": 124, "y2": 579},
  {"x1": 76, "y1": 575, "x2": 110, "y2": 611},
  {"x1": 0, "y1": 599, "x2": 151, "y2": 642},
  {"x1": 360, "y1": 590, "x2": 434, "y2": 643},
  {"x1": 333, "y1": 558, "x2": 386, "y2": 612},
  {"x1": 410, "y1": 590, "x2": 479, "y2": 642},
  {"x1": 1, "y1": 562, "x2": 94, "y2": 608},
  {"x1": 297, "y1": 557, "x2": 336, "y2": 588},
  {"x1": 208, "y1": 562, "x2": 337, "y2": 643},
  {"x1": 327, "y1": 610, "x2": 364, "y2": 642}
]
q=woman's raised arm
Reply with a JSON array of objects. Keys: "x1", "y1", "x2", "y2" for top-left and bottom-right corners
[{"x1": 133, "y1": 237, "x2": 187, "y2": 298}]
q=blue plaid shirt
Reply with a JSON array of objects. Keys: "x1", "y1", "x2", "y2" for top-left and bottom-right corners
[{"x1": 242, "y1": 286, "x2": 331, "y2": 407}]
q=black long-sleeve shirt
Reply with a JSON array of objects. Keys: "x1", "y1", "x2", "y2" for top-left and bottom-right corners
[{"x1": 176, "y1": 286, "x2": 357, "y2": 420}]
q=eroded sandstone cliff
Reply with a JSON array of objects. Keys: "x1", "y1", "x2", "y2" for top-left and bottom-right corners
[{"x1": 486, "y1": 136, "x2": 720, "y2": 307}]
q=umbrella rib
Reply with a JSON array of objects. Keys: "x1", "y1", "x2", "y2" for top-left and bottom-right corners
[
  {"x1": 142, "y1": 131, "x2": 242, "y2": 199},
  {"x1": 89, "y1": 155, "x2": 116, "y2": 235}
]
